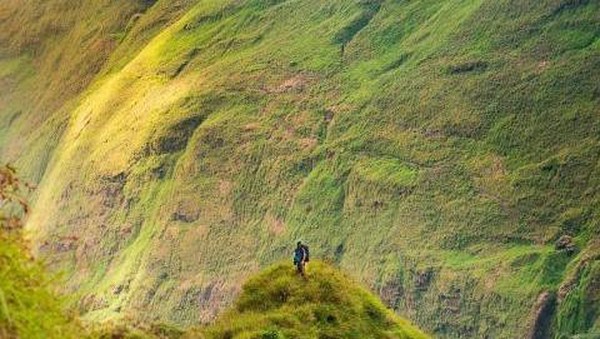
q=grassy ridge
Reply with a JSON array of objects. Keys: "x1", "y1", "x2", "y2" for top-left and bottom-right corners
[
  {"x1": 1, "y1": 242, "x2": 428, "y2": 338},
  {"x1": 197, "y1": 261, "x2": 428, "y2": 339},
  {"x1": 0, "y1": 0, "x2": 599, "y2": 337}
]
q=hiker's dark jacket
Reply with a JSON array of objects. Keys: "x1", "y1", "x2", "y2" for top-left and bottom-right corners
[{"x1": 293, "y1": 247, "x2": 306, "y2": 264}]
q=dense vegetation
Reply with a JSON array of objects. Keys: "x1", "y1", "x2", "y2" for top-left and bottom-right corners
[
  {"x1": 0, "y1": 165, "x2": 79, "y2": 338},
  {"x1": 0, "y1": 0, "x2": 598, "y2": 337}
]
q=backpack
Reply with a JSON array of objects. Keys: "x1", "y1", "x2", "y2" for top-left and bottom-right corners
[{"x1": 301, "y1": 244, "x2": 310, "y2": 262}]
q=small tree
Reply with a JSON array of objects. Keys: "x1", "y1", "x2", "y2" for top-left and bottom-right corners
[{"x1": 0, "y1": 164, "x2": 31, "y2": 233}]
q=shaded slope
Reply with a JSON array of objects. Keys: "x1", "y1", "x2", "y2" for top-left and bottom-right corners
[
  {"x1": 197, "y1": 261, "x2": 428, "y2": 339},
  {"x1": 0, "y1": 0, "x2": 598, "y2": 338}
]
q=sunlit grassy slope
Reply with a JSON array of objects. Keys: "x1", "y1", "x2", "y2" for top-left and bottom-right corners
[
  {"x1": 1, "y1": 0, "x2": 599, "y2": 337},
  {"x1": 196, "y1": 261, "x2": 428, "y2": 338}
]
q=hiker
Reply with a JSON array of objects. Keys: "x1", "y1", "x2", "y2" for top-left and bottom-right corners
[{"x1": 293, "y1": 241, "x2": 309, "y2": 277}]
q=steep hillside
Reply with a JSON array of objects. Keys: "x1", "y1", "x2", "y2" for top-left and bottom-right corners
[
  {"x1": 197, "y1": 261, "x2": 428, "y2": 338},
  {"x1": 1, "y1": 0, "x2": 599, "y2": 337}
]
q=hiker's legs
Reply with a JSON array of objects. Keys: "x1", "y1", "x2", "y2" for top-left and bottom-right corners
[{"x1": 296, "y1": 261, "x2": 305, "y2": 277}]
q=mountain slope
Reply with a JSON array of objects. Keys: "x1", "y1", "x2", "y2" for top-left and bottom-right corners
[{"x1": 0, "y1": 0, "x2": 599, "y2": 337}]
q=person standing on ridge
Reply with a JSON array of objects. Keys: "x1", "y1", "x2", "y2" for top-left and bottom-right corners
[{"x1": 293, "y1": 241, "x2": 310, "y2": 278}]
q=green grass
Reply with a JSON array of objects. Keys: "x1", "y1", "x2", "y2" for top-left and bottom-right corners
[
  {"x1": 0, "y1": 0, "x2": 599, "y2": 338},
  {"x1": 1, "y1": 233, "x2": 430, "y2": 339},
  {"x1": 0, "y1": 232, "x2": 80, "y2": 338},
  {"x1": 196, "y1": 261, "x2": 428, "y2": 339}
]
